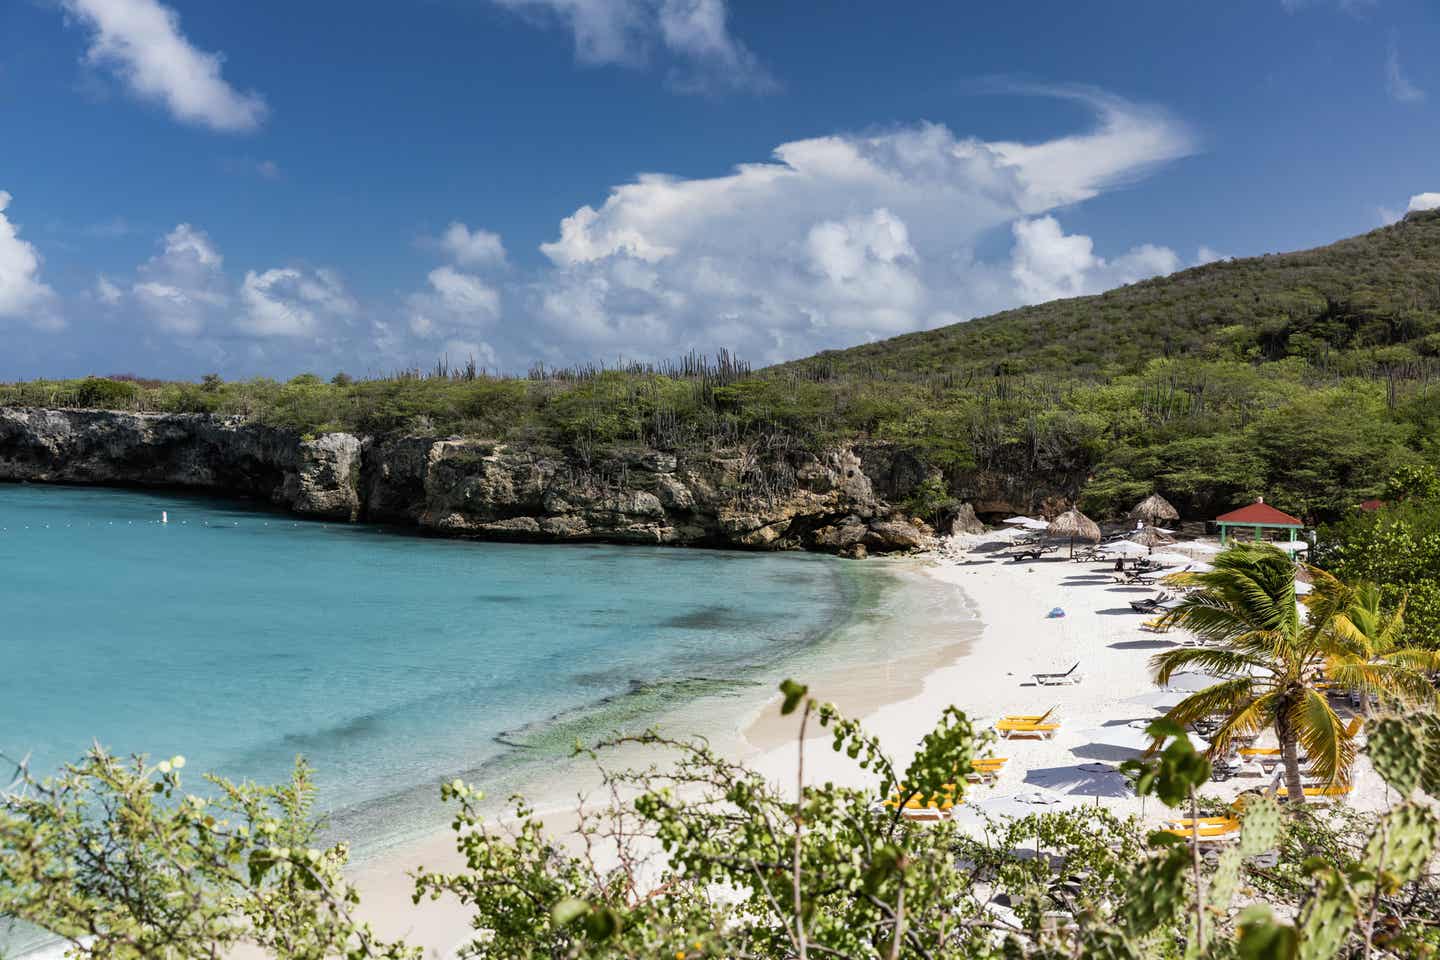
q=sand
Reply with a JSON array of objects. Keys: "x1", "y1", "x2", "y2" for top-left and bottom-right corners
[{"x1": 342, "y1": 530, "x2": 1396, "y2": 958}]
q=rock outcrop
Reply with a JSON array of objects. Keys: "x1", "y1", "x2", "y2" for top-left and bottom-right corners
[{"x1": 0, "y1": 408, "x2": 933, "y2": 555}]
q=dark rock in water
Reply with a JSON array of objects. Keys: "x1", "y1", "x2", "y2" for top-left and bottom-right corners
[{"x1": 0, "y1": 408, "x2": 934, "y2": 556}]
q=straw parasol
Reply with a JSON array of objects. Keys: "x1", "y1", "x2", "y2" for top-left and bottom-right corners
[
  {"x1": 1129, "y1": 524, "x2": 1174, "y2": 553},
  {"x1": 1047, "y1": 508, "x2": 1101, "y2": 558},
  {"x1": 1129, "y1": 493, "x2": 1179, "y2": 526}
]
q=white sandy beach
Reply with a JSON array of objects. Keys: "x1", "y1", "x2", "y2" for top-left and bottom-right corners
[{"x1": 343, "y1": 531, "x2": 1395, "y2": 958}]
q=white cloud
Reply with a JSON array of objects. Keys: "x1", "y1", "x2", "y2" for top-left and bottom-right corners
[
  {"x1": 399, "y1": 235, "x2": 505, "y2": 360},
  {"x1": 1409, "y1": 192, "x2": 1440, "y2": 213},
  {"x1": 1386, "y1": 40, "x2": 1425, "y2": 103},
  {"x1": 1009, "y1": 216, "x2": 1180, "y2": 304},
  {"x1": 514, "y1": 89, "x2": 1194, "y2": 365},
  {"x1": 60, "y1": 0, "x2": 267, "y2": 132},
  {"x1": 492, "y1": 0, "x2": 770, "y2": 92},
  {"x1": 96, "y1": 274, "x2": 124, "y2": 305},
  {"x1": 238, "y1": 267, "x2": 356, "y2": 337},
  {"x1": 1194, "y1": 246, "x2": 1228, "y2": 265},
  {"x1": 0, "y1": 191, "x2": 60, "y2": 327},
  {"x1": 1281, "y1": 0, "x2": 1377, "y2": 13},
  {"x1": 438, "y1": 222, "x2": 508, "y2": 267},
  {"x1": 132, "y1": 223, "x2": 229, "y2": 334}
]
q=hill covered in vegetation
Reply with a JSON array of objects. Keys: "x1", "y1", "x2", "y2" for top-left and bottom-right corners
[{"x1": 4, "y1": 209, "x2": 1440, "y2": 527}]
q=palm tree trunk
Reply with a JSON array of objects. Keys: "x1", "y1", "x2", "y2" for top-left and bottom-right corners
[{"x1": 1277, "y1": 711, "x2": 1306, "y2": 806}]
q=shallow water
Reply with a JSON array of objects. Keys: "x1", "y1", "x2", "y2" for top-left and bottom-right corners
[{"x1": 0, "y1": 484, "x2": 863, "y2": 846}]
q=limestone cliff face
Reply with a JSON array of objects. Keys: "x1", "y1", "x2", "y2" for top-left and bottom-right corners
[{"x1": 0, "y1": 408, "x2": 932, "y2": 554}]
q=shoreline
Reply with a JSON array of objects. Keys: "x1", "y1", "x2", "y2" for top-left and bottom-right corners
[{"x1": 340, "y1": 555, "x2": 981, "y2": 957}]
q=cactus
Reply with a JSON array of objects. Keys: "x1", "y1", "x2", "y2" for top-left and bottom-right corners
[
  {"x1": 1368, "y1": 715, "x2": 1424, "y2": 796},
  {"x1": 1207, "y1": 847, "x2": 1244, "y2": 917},
  {"x1": 1238, "y1": 795, "x2": 1284, "y2": 857},
  {"x1": 1364, "y1": 802, "x2": 1440, "y2": 887},
  {"x1": 1296, "y1": 872, "x2": 1358, "y2": 960}
]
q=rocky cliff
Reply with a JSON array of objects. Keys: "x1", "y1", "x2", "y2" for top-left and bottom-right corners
[{"x1": 0, "y1": 408, "x2": 932, "y2": 555}]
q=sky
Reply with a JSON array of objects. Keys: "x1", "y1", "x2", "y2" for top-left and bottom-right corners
[{"x1": 1, "y1": 0, "x2": 1438, "y2": 381}]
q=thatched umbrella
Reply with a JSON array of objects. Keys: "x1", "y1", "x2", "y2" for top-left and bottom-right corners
[
  {"x1": 1048, "y1": 508, "x2": 1101, "y2": 558},
  {"x1": 1129, "y1": 525, "x2": 1174, "y2": 553},
  {"x1": 1129, "y1": 493, "x2": 1179, "y2": 526}
]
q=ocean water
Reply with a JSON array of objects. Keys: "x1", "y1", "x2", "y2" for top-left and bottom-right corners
[{"x1": 0, "y1": 484, "x2": 879, "y2": 844}]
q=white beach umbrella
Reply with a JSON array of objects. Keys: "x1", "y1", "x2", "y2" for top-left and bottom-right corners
[
  {"x1": 1002, "y1": 516, "x2": 1037, "y2": 526},
  {"x1": 1073, "y1": 720, "x2": 1208, "y2": 762},
  {"x1": 1145, "y1": 551, "x2": 1192, "y2": 567},
  {"x1": 1174, "y1": 560, "x2": 1214, "y2": 574},
  {"x1": 1101, "y1": 541, "x2": 1149, "y2": 558},
  {"x1": 1020, "y1": 518, "x2": 1051, "y2": 531},
  {"x1": 1272, "y1": 540, "x2": 1311, "y2": 554},
  {"x1": 1294, "y1": 579, "x2": 1314, "y2": 595}
]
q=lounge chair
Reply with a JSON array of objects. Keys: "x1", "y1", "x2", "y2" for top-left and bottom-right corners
[
  {"x1": 996, "y1": 719, "x2": 1061, "y2": 740},
  {"x1": 1140, "y1": 617, "x2": 1170, "y2": 633},
  {"x1": 884, "y1": 784, "x2": 959, "y2": 820},
  {"x1": 966, "y1": 758, "x2": 1008, "y2": 784},
  {"x1": 1276, "y1": 782, "x2": 1352, "y2": 803},
  {"x1": 1160, "y1": 816, "x2": 1241, "y2": 844},
  {"x1": 1033, "y1": 663, "x2": 1082, "y2": 686}
]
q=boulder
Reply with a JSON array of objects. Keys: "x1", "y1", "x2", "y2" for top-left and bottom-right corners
[{"x1": 949, "y1": 502, "x2": 985, "y2": 536}]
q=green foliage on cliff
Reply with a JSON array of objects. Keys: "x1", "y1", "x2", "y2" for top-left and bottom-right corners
[{"x1": 4, "y1": 211, "x2": 1440, "y2": 525}]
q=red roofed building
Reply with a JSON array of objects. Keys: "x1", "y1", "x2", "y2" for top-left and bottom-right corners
[{"x1": 1215, "y1": 497, "x2": 1305, "y2": 545}]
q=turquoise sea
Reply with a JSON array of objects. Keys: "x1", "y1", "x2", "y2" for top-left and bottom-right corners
[{"x1": 0, "y1": 485, "x2": 948, "y2": 851}]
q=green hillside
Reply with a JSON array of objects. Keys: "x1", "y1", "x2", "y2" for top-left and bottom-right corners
[
  {"x1": 778, "y1": 207, "x2": 1440, "y2": 380},
  {"x1": 5, "y1": 210, "x2": 1440, "y2": 524}
]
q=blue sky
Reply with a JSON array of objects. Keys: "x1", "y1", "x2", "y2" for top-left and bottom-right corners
[{"x1": 1, "y1": 0, "x2": 1437, "y2": 380}]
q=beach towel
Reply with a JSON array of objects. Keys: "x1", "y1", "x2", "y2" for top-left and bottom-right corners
[{"x1": 1047, "y1": 607, "x2": 1066, "y2": 619}]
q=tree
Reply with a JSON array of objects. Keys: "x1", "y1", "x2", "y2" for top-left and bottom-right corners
[
  {"x1": 0, "y1": 749, "x2": 415, "y2": 960},
  {"x1": 1151, "y1": 544, "x2": 1436, "y2": 804}
]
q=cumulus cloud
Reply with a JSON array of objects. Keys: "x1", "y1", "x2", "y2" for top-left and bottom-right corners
[
  {"x1": 1386, "y1": 39, "x2": 1425, "y2": 103},
  {"x1": 1409, "y1": 192, "x2": 1440, "y2": 213},
  {"x1": 492, "y1": 0, "x2": 771, "y2": 92},
  {"x1": 0, "y1": 191, "x2": 60, "y2": 327},
  {"x1": 399, "y1": 225, "x2": 505, "y2": 364},
  {"x1": 238, "y1": 268, "x2": 355, "y2": 337},
  {"x1": 132, "y1": 223, "x2": 229, "y2": 334},
  {"x1": 512, "y1": 89, "x2": 1194, "y2": 365},
  {"x1": 60, "y1": 0, "x2": 267, "y2": 132},
  {"x1": 438, "y1": 222, "x2": 508, "y2": 267},
  {"x1": 1009, "y1": 216, "x2": 1180, "y2": 304},
  {"x1": 127, "y1": 223, "x2": 353, "y2": 350}
]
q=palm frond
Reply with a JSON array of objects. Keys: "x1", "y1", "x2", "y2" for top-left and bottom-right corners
[
  {"x1": 1150, "y1": 648, "x2": 1271, "y2": 686},
  {"x1": 1288, "y1": 688, "x2": 1353, "y2": 787},
  {"x1": 1205, "y1": 691, "x2": 1280, "y2": 758}
]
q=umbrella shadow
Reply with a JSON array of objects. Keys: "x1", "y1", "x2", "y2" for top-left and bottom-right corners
[
  {"x1": 969, "y1": 540, "x2": 1016, "y2": 554},
  {"x1": 1097, "y1": 608, "x2": 1143, "y2": 616},
  {"x1": 1110, "y1": 639, "x2": 1179, "y2": 649},
  {"x1": 1069, "y1": 744, "x2": 1146, "y2": 764},
  {"x1": 1024, "y1": 764, "x2": 1134, "y2": 798}
]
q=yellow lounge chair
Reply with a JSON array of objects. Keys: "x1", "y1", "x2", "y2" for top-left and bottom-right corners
[
  {"x1": 996, "y1": 719, "x2": 1061, "y2": 740},
  {"x1": 966, "y1": 758, "x2": 1008, "y2": 784},
  {"x1": 1140, "y1": 617, "x2": 1170, "y2": 633},
  {"x1": 884, "y1": 784, "x2": 960, "y2": 820},
  {"x1": 1160, "y1": 817, "x2": 1240, "y2": 842},
  {"x1": 1276, "y1": 783, "x2": 1352, "y2": 801}
]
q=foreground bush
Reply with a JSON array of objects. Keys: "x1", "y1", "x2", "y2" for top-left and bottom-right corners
[{"x1": 5, "y1": 687, "x2": 1440, "y2": 958}]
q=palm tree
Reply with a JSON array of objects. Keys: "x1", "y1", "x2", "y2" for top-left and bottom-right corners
[
  {"x1": 1304, "y1": 570, "x2": 1440, "y2": 714},
  {"x1": 1150, "y1": 544, "x2": 1435, "y2": 804}
]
